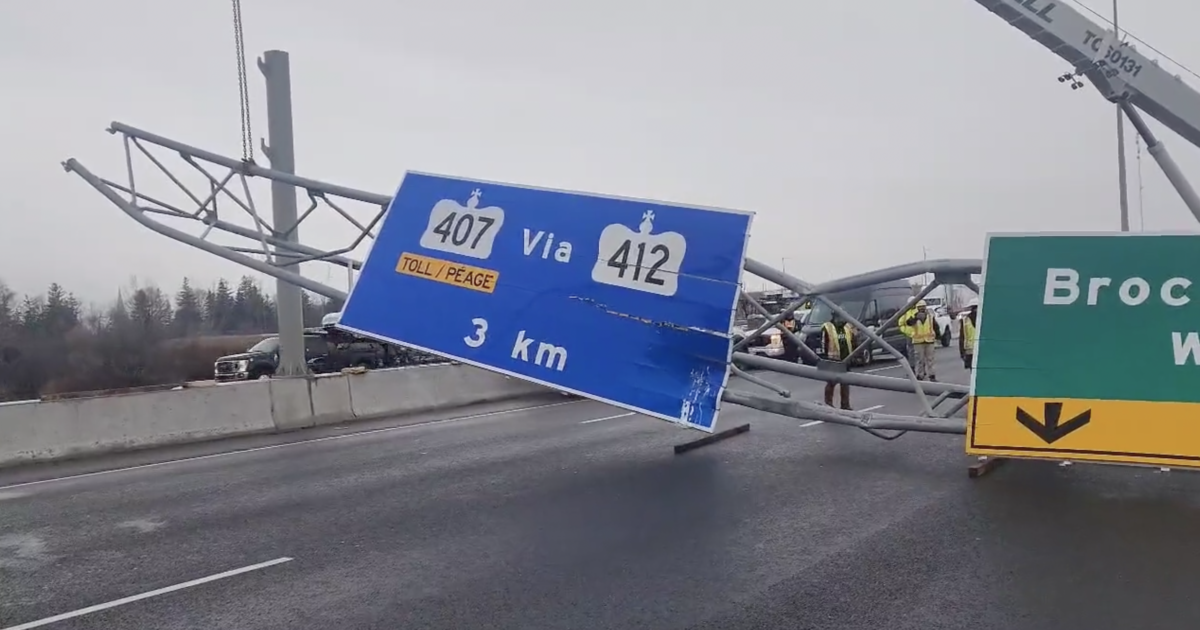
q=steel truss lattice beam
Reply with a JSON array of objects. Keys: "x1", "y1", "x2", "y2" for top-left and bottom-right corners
[
  {"x1": 65, "y1": 122, "x2": 981, "y2": 436},
  {"x1": 732, "y1": 258, "x2": 981, "y2": 437},
  {"x1": 64, "y1": 122, "x2": 396, "y2": 302}
]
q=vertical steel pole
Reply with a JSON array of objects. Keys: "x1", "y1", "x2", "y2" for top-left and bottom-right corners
[
  {"x1": 1114, "y1": 0, "x2": 1131, "y2": 232},
  {"x1": 259, "y1": 50, "x2": 307, "y2": 376}
]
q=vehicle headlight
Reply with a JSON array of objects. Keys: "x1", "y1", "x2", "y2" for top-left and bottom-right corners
[
  {"x1": 235, "y1": 359, "x2": 250, "y2": 370},
  {"x1": 769, "y1": 333, "x2": 782, "y2": 348}
]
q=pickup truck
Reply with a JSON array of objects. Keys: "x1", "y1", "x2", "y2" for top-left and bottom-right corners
[{"x1": 213, "y1": 329, "x2": 393, "y2": 382}]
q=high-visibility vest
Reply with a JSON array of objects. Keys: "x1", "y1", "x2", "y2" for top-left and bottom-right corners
[
  {"x1": 822, "y1": 321, "x2": 854, "y2": 360},
  {"x1": 962, "y1": 317, "x2": 977, "y2": 352},
  {"x1": 902, "y1": 310, "x2": 937, "y2": 344}
]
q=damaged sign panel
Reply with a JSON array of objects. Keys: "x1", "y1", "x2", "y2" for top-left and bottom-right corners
[{"x1": 338, "y1": 171, "x2": 753, "y2": 431}]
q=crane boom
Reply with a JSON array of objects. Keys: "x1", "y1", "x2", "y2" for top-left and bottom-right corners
[
  {"x1": 975, "y1": 0, "x2": 1200, "y2": 152},
  {"x1": 975, "y1": 0, "x2": 1200, "y2": 222}
]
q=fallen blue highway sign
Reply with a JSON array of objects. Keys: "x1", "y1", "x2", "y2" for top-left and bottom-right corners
[{"x1": 338, "y1": 172, "x2": 753, "y2": 431}]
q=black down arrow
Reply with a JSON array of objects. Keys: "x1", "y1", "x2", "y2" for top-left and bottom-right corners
[{"x1": 1015, "y1": 402, "x2": 1091, "y2": 444}]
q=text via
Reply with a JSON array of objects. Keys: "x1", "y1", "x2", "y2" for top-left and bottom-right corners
[
  {"x1": 522, "y1": 229, "x2": 573, "y2": 263},
  {"x1": 1042, "y1": 268, "x2": 1191, "y2": 307},
  {"x1": 419, "y1": 189, "x2": 505, "y2": 260},
  {"x1": 511, "y1": 330, "x2": 568, "y2": 371},
  {"x1": 395, "y1": 252, "x2": 499, "y2": 294}
]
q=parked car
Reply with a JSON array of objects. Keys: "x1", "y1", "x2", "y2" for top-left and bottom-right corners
[
  {"x1": 213, "y1": 329, "x2": 394, "y2": 382},
  {"x1": 732, "y1": 315, "x2": 788, "y2": 359},
  {"x1": 797, "y1": 280, "x2": 917, "y2": 366},
  {"x1": 933, "y1": 306, "x2": 954, "y2": 347},
  {"x1": 732, "y1": 308, "x2": 811, "y2": 359}
]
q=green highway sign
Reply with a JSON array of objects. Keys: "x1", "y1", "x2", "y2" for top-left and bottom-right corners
[{"x1": 968, "y1": 232, "x2": 1200, "y2": 468}]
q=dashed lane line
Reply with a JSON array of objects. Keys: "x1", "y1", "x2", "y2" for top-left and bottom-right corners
[
  {"x1": 580, "y1": 412, "x2": 637, "y2": 424},
  {"x1": 1, "y1": 557, "x2": 294, "y2": 630},
  {"x1": 799, "y1": 404, "x2": 885, "y2": 428}
]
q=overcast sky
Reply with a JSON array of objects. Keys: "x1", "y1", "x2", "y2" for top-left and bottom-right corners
[{"x1": 3, "y1": 0, "x2": 1200, "y2": 303}]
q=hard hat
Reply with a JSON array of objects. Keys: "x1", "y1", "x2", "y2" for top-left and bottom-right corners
[
  {"x1": 968, "y1": 298, "x2": 979, "y2": 308},
  {"x1": 916, "y1": 300, "x2": 927, "y2": 307}
]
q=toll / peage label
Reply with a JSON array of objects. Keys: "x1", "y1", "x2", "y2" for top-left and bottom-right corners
[{"x1": 395, "y1": 252, "x2": 499, "y2": 294}]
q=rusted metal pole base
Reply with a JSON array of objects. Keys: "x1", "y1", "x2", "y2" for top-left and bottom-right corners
[
  {"x1": 674, "y1": 423, "x2": 750, "y2": 455},
  {"x1": 968, "y1": 456, "x2": 1007, "y2": 479}
]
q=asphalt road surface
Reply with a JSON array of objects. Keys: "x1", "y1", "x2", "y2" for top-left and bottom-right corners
[{"x1": 4, "y1": 347, "x2": 1200, "y2": 629}]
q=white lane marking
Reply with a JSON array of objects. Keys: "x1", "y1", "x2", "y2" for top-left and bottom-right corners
[
  {"x1": 117, "y1": 518, "x2": 166, "y2": 534},
  {"x1": 799, "y1": 404, "x2": 884, "y2": 428},
  {"x1": 864, "y1": 365, "x2": 901, "y2": 374},
  {"x1": 864, "y1": 349, "x2": 959, "y2": 374},
  {"x1": 580, "y1": 412, "x2": 636, "y2": 424},
  {"x1": 0, "y1": 400, "x2": 585, "y2": 492},
  {"x1": 1, "y1": 557, "x2": 293, "y2": 630}
]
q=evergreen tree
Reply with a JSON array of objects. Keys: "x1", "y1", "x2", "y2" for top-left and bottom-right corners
[
  {"x1": 233, "y1": 276, "x2": 275, "y2": 333},
  {"x1": 173, "y1": 278, "x2": 204, "y2": 336},
  {"x1": 0, "y1": 281, "x2": 15, "y2": 332},
  {"x1": 19, "y1": 295, "x2": 44, "y2": 333},
  {"x1": 128, "y1": 286, "x2": 173, "y2": 338},
  {"x1": 210, "y1": 279, "x2": 235, "y2": 333},
  {"x1": 43, "y1": 283, "x2": 81, "y2": 337}
]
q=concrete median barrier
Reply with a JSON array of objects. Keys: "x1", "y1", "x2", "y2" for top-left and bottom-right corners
[
  {"x1": 0, "y1": 364, "x2": 552, "y2": 467},
  {"x1": 308, "y1": 373, "x2": 354, "y2": 427},
  {"x1": 0, "y1": 380, "x2": 276, "y2": 466},
  {"x1": 346, "y1": 363, "x2": 550, "y2": 420}
]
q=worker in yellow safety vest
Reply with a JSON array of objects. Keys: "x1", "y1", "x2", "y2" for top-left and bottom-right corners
[
  {"x1": 900, "y1": 299, "x2": 938, "y2": 381},
  {"x1": 821, "y1": 313, "x2": 854, "y2": 410},
  {"x1": 959, "y1": 298, "x2": 979, "y2": 370}
]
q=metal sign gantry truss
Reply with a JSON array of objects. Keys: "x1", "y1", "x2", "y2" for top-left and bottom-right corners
[
  {"x1": 66, "y1": 122, "x2": 380, "y2": 301},
  {"x1": 64, "y1": 123, "x2": 979, "y2": 439}
]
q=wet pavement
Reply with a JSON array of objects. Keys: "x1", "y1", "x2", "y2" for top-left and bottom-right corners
[{"x1": 2, "y1": 348, "x2": 1198, "y2": 629}]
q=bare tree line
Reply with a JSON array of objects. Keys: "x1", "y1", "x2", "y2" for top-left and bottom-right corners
[{"x1": 0, "y1": 276, "x2": 343, "y2": 401}]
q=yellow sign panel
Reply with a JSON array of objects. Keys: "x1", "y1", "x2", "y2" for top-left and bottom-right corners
[
  {"x1": 967, "y1": 396, "x2": 1200, "y2": 468},
  {"x1": 395, "y1": 252, "x2": 499, "y2": 294}
]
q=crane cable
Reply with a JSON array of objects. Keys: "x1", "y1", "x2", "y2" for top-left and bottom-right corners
[
  {"x1": 1075, "y1": 0, "x2": 1200, "y2": 87},
  {"x1": 1135, "y1": 132, "x2": 1145, "y2": 230},
  {"x1": 231, "y1": 0, "x2": 254, "y2": 163}
]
